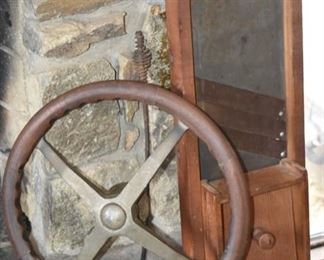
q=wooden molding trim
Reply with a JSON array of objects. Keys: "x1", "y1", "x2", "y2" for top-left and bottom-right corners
[
  {"x1": 283, "y1": 0, "x2": 305, "y2": 166},
  {"x1": 165, "y1": 1, "x2": 205, "y2": 259}
]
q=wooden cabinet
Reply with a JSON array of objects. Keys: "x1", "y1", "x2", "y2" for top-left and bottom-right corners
[
  {"x1": 166, "y1": 0, "x2": 309, "y2": 259},
  {"x1": 201, "y1": 160, "x2": 309, "y2": 259}
]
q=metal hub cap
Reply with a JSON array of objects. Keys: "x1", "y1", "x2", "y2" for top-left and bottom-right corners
[{"x1": 100, "y1": 203, "x2": 127, "y2": 230}]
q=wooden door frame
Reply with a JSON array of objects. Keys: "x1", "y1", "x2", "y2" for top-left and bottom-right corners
[
  {"x1": 283, "y1": 0, "x2": 305, "y2": 166},
  {"x1": 165, "y1": 1, "x2": 205, "y2": 259},
  {"x1": 165, "y1": 0, "x2": 305, "y2": 258}
]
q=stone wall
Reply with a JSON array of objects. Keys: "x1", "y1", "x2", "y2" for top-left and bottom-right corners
[{"x1": 0, "y1": 0, "x2": 180, "y2": 259}]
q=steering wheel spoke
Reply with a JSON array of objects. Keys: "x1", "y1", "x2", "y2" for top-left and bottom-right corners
[
  {"x1": 37, "y1": 139, "x2": 105, "y2": 208},
  {"x1": 118, "y1": 122, "x2": 188, "y2": 207},
  {"x1": 78, "y1": 224, "x2": 114, "y2": 260},
  {"x1": 126, "y1": 221, "x2": 188, "y2": 260}
]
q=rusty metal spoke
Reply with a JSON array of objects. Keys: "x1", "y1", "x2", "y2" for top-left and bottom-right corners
[
  {"x1": 78, "y1": 224, "x2": 113, "y2": 260},
  {"x1": 126, "y1": 221, "x2": 187, "y2": 260},
  {"x1": 118, "y1": 122, "x2": 188, "y2": 206},
  {"x1": 37, "y1": 139, "x2": 105, "y2": 208}
]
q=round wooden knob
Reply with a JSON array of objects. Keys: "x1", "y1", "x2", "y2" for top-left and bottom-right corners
[{"x1": 253, "y1": 228, "x2": 276, "y2": 250}]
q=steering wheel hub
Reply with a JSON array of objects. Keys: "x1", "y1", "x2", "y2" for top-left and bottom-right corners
[{"x1": 100, "y1": 203, "x2": 127, "y2": 230}]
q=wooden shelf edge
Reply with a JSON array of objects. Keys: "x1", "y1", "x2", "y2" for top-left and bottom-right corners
[{"x1": 202, "y1": 160, "x2": 307, "y2": 204}]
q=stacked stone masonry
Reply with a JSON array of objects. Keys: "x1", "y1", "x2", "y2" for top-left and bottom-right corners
[
  {"x1": 0, "y1": 0, "x2": 180, "y2": 259},
  {"x1": 31, "y1": 0, "x2": 118, "y2": 21}
]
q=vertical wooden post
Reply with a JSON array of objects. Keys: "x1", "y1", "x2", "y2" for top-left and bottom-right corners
[
  {"x1": 165, "y1": 1, "x2": 206, "y2": 259},
  {"x1": 283, "y1": 0, "x2": 305, "y2": 166},
  {"x1": 284, "y1": 2, "x2": 309, "y2": 258}
]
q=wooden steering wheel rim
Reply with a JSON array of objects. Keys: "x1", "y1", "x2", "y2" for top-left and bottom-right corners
[{"x1": 3, "y1": 80, "x2": 251, "y2": 260}]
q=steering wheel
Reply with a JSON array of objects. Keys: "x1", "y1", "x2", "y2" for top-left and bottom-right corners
[{"x1": 2, "y1": 81, "x2": 251, "y2": 260}]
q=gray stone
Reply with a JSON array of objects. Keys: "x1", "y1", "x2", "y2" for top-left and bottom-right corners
[
  {"x1": 0, "y1": 246, "x2": 15, "y2": 260},
  {"x1": 48, "y1": 178, "x2": 95, "y2": 255},
  {"x1": 0, "y1": 152, "x2": 9, "y2": 246},
  {"x1": 145, "y1": 6, "x2": 171, "y2": 89},
  {"x1": 148, "y1": 106, "x2": 181, "y2": 244},
  {"x1": 22, "y1": 151, "x2": 95, "y2": 257},
  {"x1": 0, "y1": 152, "x2": 8, "y2": 186},
  {"x1": 146, "y1": 0, "x2": 165, "y2": 5},
  {"x1": 23, "y1": 13, "x2": 126, "y2": 58},
  {"x1": 149, "y1": 157, "x2": 181, "y2": 245},
  {"x1": 0, "y1": 153, "x2": 11, "y2": 255},
  {"x1": 29, "y1": 0, "x2": 117, "y2": 21},
  {"x1": 118, "y1": 54, "x2": 140, "y2": 81},
  {"x1": 117, "y1": 56, "x2": 141, "y2": 122},
  {"x1": 124, "y1": 127, "x2": 140, "y2": 151},
  {"x1": 46, "y1": 101, "x2": 120, "y2": 166},
  {"x1": 148, "y1": 106, "x2": 174, "y2": 151},
  {"x1": 124, "y1": 101, "x2": 139, "y2": 122},
  {"x1": 42, "y1": 59, "x2": 116, "y2": 101},
  {"x1": 38, "y1": 59, "x2": 119, "y2": 165},
  {"x1": 102, "y1": 237, "x2": 143, "y2": 259},
  {"x1": 101, "y1": 237, "x2": 161, "y2": 260},
  {"x1": 81, "y1": 158, "x2": 139, "y2": 192},
  {"x1": 17, "y1": 59, "x2": 129, "y2": 258}
]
